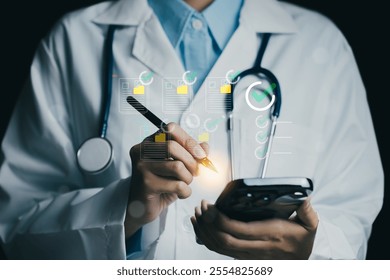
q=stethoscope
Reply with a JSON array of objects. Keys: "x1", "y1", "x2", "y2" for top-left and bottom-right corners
[
  {"x1": 227, "y1": 33, "x2": 281, "y2": 179},
  {"x1": 77, "y1": 26, "x2": 281, "y2": 179}
]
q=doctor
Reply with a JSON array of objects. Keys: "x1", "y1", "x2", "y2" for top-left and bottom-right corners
[{"x1": 0, "y1": 0, "x2": 383, "y2": 259}]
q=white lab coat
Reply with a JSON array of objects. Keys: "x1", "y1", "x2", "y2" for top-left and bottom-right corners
[{"x1": 0, "y1": 0, "x2": 383, "y2": 259}]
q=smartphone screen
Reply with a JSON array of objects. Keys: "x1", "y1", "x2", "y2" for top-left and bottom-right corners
[{"x1": 215, "y1": 177, "x2": 313, "y2": 222}]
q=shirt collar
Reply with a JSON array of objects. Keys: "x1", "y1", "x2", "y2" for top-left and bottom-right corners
[
  {"x1": 147, "y1": 0, "x2": 243, "y2": 50},
  {"x1": 92, "y1": 0, "x2": 298, "y2": 34},
  {"x1": 147, "y1": 0, "x2": 194, "y2": 48},
  {"x1": 203, "y1": 0, "x2": 243, "y2": 50}
]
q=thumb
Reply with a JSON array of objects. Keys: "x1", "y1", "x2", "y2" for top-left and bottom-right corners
[{"x1": 296, "y1": 198, "x2": 318, "y2": 231}]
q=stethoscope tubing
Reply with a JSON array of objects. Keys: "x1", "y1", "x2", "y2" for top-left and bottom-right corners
[{"x1": 228, "y1": 33, "x2": 281, "y2": 179}]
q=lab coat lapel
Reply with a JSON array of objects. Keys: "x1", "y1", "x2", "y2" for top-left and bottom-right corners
[
  {"x1": 93, "y1": 0, "x2": 185, "y2": 82},
  {"x1": 132, "y1": 15, "x2": 185, "y2": 83}
]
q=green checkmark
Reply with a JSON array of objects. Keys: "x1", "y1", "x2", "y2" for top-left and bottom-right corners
[
  {"x1": 259, "y1": 116, "x2": 267, "y2": 122},
  {"x1": 186, "y1": 71, "x2": 197, "y2": 83},
  {"x1": 256, "y1": 146, "x2": 268, "y2": 158},
  {"x1": 257, "y1": 131, "x2": 268, "y2": 142},
  {"x1": 251, "y1": 83, "x2": 277, "y2": 103},
  {"x1": 141, "y1": 72, "x2": 154, "y2": 82},
  {"x1": 206, "y1": 117, "x2": 224, "y2": 130},
  {"x1": 264, "y1": 83, "x2": 276, "y2": 95},
  {"x1": 251, "y1": 90, "x2": 268, "y2": 103},
  {"x1": 228, "y1": 70, "x2": 241, "y2": 81}
]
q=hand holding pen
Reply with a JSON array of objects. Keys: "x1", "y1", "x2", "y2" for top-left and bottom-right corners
[
  {"x1": 126, "y1": 96, "x2": 217, "y2": 172},
  {"x1": 124, "y1": 96, "x2": 216, "y2": 238}
]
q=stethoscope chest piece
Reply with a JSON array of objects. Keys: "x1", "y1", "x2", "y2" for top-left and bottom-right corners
[{"x1": 77, "y1": 137, "x2": 113, "y2": 173}]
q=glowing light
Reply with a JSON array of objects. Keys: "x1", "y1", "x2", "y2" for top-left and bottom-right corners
[{"x1": 195, "y1": 152, "x2": 230, "y2": 197}]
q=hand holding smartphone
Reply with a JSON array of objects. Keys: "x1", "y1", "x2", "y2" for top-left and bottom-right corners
[{"x1": 215, "y1": 177, "x2": 313, "y2": 222}]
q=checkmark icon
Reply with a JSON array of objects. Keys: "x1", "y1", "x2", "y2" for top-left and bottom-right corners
[
  {"x1": 206, "y1": 117, "x2": 224, "y2": 130},
  {"x1": 251, "y1": 90, "x2": 268, "y2": 103},
  {"x1": 141, "y1": 72, "x2": 154, "y2": 83},
  {"x1": 256, "y1": 131, "x2": 268, "y2": 142},
  {"x1": 228, "y1": 70, "x2": 241, "y2": 81},
  {"x1": 255, "y1": 146, "x2": 268, "y2": 159},
  {"x1": 258, "y1": 115, "x2": 268, "y2": 125},
  {"x1": 257, "y1": 148, "x2": 267, "y2": 157},
  {"x1": 256, "y1": 115, "x2": 269, "y2": 128},
  {"x1": 186, "y1": 71, "x2": 197, "y2": 83},
  {"x1": 251, "y1": 83, "x2": 277, "y2": 103}
]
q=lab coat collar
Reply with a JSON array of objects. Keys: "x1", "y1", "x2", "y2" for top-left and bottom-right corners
[
  {"x1": 92, "y1": 0, "x2": 298, "y2": 33},
  {"x1": 240, "y1": 0, "x2": 298, "y2": 33},
  {"x1": 92, "y1": 0, "x2": 152, "y2": 26}
]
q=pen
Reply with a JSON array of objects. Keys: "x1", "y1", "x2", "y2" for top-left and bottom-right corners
[{"x1": 126, "y1": 96, "x2": 217, "y2": 172}]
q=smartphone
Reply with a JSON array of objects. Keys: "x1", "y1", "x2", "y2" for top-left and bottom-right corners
[{"x1": 215, "y1": 177, "x2": 313, "y2": 222}]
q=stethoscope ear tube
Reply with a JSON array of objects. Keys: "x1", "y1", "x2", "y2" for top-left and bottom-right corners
[
  {"x1": 77, "y1": 26, "x2": 117, "y2": 175},
  {"x1": 257, "y1": 67, "x2": 281, "y2": 118}
]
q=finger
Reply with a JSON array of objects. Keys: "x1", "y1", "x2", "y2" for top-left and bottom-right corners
[
  {"x1": 296, "y1": 199, "x2": 318, "y2": 231},
  {"x1": 146, "y1": 160, "x2": 193, "y2": 185},
  {"x1": 203, "y1": 206, "x2": 286, "y2": 240},
  {"x1": 196, "y1": 213, "x2": 271, "y2": 256},
  {"x1": 166, "y1": 140, "x2": 199, "y2": 175},
  {"x1": 200, "y1": 200, "x2": 218, "y2": 223},
  {"x1": 194, "y1": 205, "x2": 219, "y2": 245},
  {"x1": 201, "y1": 199, "x2": 209, "y2": 213},
  {"x1": 195, "y1": 203, "x2": 242, "y2": 253},
  {"x1": 191, "y1": 215, "x2": 205, "y2": 245},
  {"x1": 195, "y1": 206, "x2": 202, "y2": 218},
  {"x1": 192, "y1": 214, "x2": 239, "y2": 258},
  {"x1": 137, "y1": 135, "x2": 200, "y2": 176},
  {"x1": 130, "y1": 136, "x2": 167, "y2": 163},
  {"x1": 129, "y1": 143, "x2": 141, "y2": 162},
  {"x1": 165, "y1": 123, "x2": 207, "y2": 159},
  {"x1": 140, "y1": 138, "x2": 169, "y2": 160},
  {"x1": 141, "y1": 171, "x2": 192, "y2": 199},
  {"x1": 199, "y1": 142, "x2": 210, "y2": 156}
]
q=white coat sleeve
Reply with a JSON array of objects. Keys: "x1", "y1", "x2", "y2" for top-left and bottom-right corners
[
  {"x1": 309, "y1": 31, "x2": 384, "y2": 259},
  {"x1": 0, "y1": 24, "x2": 130, "y2": 260}
]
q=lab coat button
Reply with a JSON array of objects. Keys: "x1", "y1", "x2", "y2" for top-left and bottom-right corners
[{"x1": 192, "y1": 19, "x2": 203, "y2": 30}]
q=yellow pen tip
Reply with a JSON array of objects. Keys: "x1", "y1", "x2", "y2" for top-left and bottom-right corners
[{"x1": 199, "y1": 158, "x2": 218, "y2": 173}]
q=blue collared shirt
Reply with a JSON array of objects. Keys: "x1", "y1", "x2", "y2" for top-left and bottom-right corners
[{"x1": 148, "y1": 0, "x2": 243, "y2": 93}]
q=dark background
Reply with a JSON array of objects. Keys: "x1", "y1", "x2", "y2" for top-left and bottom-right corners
[{"x1": 0, "y1": 0, "x2": 388, "y2": 259}]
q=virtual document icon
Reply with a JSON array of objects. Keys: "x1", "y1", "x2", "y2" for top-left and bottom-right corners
[
  {"x1": 177, "y1": 84, "x2": 188, "y2": 94},
  {"x1": 154, "y1": 133, "x2": 166, "y2": 143},
  {"x1": 133, "y1": 85, "x2": 145, "y2": 95},
  {"x1": 119, "y1": 78, "x2": 148, "y2": 114},
  {"x1": 198, "y1": 132, "x2": 210, "y2": 142},
  {"x1": 220, "y1": 83, "x2": 231, "y2": 94},
  {"x1": 163, "y1": 79, "x2": 192, "y2": 114},
  {"x1": 206, "y1": 78, "x2": 232, "y2": 112}
]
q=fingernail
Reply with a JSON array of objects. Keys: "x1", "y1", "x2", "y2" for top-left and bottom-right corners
[
  {"x1": 201, "y1": 199, "x2": 209, "y2": 212},
  {"x1": 196, "y1": 236, "x2": 204, "y2": 245},
  {"x1": 186, "y1": 139, "x2": 207, "y2": 159},
  {"x1": 195, "y1": 207, "x2": 201, "y2": 218},
  {"x1": 193, "y1": 145, "x2": 207, "y2": 159}
]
